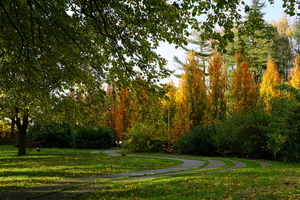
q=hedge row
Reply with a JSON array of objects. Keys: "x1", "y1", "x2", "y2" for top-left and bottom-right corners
[{"x1": 27, "y1": 122, "x2": 114, "y2": 149}]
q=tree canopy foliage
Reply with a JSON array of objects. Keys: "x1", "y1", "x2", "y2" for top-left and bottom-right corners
[{"x1": 1, "y1": 0, "x2": 299, "y2": 155}]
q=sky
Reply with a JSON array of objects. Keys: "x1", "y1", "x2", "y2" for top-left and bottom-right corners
[{"x1": 157, "y1": 0, "x2": 299, "y2": 85}]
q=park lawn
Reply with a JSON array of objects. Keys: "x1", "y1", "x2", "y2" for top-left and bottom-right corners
[
  {"x1": 73, "y1": 158, "x2": 300, "y2": 200},
  {"x1": 0, "y1": 145, "x2": 182, "y2": 193}
]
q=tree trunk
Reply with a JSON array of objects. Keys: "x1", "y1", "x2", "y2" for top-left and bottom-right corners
[
  {"x1": 15, "y1": 107, "x2": 29, "y2": 156},
  {"x1": 18, "y1": 126, "x2": 27, "y2": 155},
  {"x1": 10, "y1": 118, "x2": 15, "y2": 145}
]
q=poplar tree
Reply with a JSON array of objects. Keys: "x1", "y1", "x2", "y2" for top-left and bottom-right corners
[
  {"x1": 111, "y1": 88, "x2": 134, "y2": 142},
  {"x1": 1, "y1": 0, "x2": 298, "y2": 155},
  {"x1": 260, "y1": 58, "x2": 282, "y2": 110},
  {"x1": 293, "y1": 19, "x2": 300, "y2": 53},
  {"x1": 272, "y1": 14, "x2": 294, "y2": 81},
  {"x1": 170, "y1": 76, "x2": 192, "y2": 145},
  {"x1": 231, "y1": 53, "x2": 259, "y2": 112},
  {"x1": 184, "y1": 51, "x2": 207, "y2": 127},
  {"x1": 206, "y1": 52, "x2": 227, "y2": 123},
  {"x1": 161, "y1": 81, "x2": 177, "y2": 130},
  {"x1": 170, "y1": 51, "x2": 206, "y2": 144},
  {"x1": 289, "y1": 55, "x2": 300, "y2": 89}
]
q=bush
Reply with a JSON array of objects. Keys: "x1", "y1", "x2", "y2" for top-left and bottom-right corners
[
  {"x1": 215, "y1": 109, "x2": 272, "y2": 159},
  {"x1": 152, "y1": 141, "x2": 170, "y2": 153},
  {"x1": 123, "y1": 122, "x2": 168, "y2": 152},
  {"x1": 267, "y1": 96, "x2": 300, "y2": 162},
  {"x1": 28, "y1": 122, "x2": 74, "y2": 148},
  {"x1": 72, "y1": 126, "x2": 114, "y2": 149},
  {"x1": 176, "y1": 124, "x2": 218, "y2": 156}
]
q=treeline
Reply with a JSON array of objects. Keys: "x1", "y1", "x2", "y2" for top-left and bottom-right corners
[
  {"x1": 22, "y1": 50, "x2": 300, "y2": 162},
  {"x1": 4, "y1": 1, "x2": 300, "y2": 161}
]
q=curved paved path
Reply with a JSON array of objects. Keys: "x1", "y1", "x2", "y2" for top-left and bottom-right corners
[{"x1": 0, "y1": 150, "x2": 272, "y2": 200}]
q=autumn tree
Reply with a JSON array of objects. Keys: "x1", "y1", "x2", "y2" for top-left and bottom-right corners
[
  {"x1": 170, "y1": 51, "x2": 206, "y2": 144},
  {"x1": 0, "y1": 0, "x2": 299, "y2": 155},
  {"x1": 260, "y1": 58, "x2": 282, "y2": 110},
  {"x1": 110, "y1": 79, "x2": 167, "y2": 143},
  {"x1": 205, "y1": 52, "x2": 227, "y2": 123},
  {"x1": 293, "y1": 19, "x2": 300, "y2": 53},
  {"x1": 272, "y1": 14, "x2": 294, "y2": 81},
  {"x1": 0, "y1": 0, "x2": 189, "y2": 155},
  {"x1": 184, "y1": 51, "x2": 207, "y2": 127},
  {"x1": 170, "y1": 76, "x2": 193, "y2": 145},
  {"x1": 121, "y1": 80, "x2": 169, "y2": 152},
  {"x1": 289, "y1": 55, "x2": 300, "y2": 89},
  {"x1": 231, "y1": 53, "x2": 259, "y2": 112},
  {"x1": 104, "y1": 85, "x2": 117, "y2": 137},
  {"x1": 110, "y1": 88, "x2": 135, "y2": 142},
  {"x1": 161, "y1": 81, "x2": 177, "y2": 129}
]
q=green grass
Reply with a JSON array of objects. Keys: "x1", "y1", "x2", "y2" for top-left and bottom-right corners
[
  {"x1": 72, "y1": 157, "x2": 300, "y2": 199},
  {"x1": 0, "y1": 146, "x2": 182, "y2": 193},
  {"x1": 3, "y1": 146, "x2": 300, "y2": 199}
]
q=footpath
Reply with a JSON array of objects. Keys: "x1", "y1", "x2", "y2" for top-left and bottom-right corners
[{"x1": 0, "y1": 150, "x2": 272, "y2": 200}]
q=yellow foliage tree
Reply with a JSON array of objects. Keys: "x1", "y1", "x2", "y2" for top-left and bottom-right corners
[
  {"x1": 260, "y1": 57, "x2": 282, "y2": 110},
  {"x1": 231, "y1": 53, "x2": 259, "y2": 112},
  {"x1": 170, "y1": 51, "x2": 206, "y2": 144},
  {"x1": 271, "y1": 13, "x2": 294, "y2": 81},
  {"x1": 169, "y1": 76, "x2": 192, "y2": 145},
  {"x1": 272, "y1": 13, "x2": 293, "y2": 37},
  {"x1": 205, "y1": 52, "x2": 227, "y2": 123},
  {"x1": 289, "y1": 55, "x2": 300, "y2": 89}
]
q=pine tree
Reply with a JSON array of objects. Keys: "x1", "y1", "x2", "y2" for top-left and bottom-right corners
[{"x1": 239, "y1": 0, "x2": 276, "y2": 82}]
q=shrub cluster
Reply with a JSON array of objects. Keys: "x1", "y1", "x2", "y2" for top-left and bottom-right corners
[
  {"x1": 72, "y1": 126, "x2": 113, "y2": 149},
  {"x1": 27, "y1": 122, "x2": 114, "y2": 149},
  {"x1": 176, "y1": 99, "x2": 300, "y2": 162},
  {"x1": 176, "y1": 124, "x2": 217, "y2": 156},
  {"x1": 123, "y1": 122, "x2": 168, "y2": 152},
  {"x1": 214, "y1": 109, "x2": 272, "y2": 159},
  {"x1": 28, "y1": 122, "x2": 73, "y2": 148}
]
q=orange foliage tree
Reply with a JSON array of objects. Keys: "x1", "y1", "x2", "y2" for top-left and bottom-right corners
[
  {"x1": 110, "y1": 88, "x2": 135, "y2": 141},
  {"x1": 170, "y1": 76, "x2": 193, "y2": 145},
  {"x1": 108, "y1": 80, "x2": 164, "y2": 142},
  {"x1": 289, "y1": 55, "x2": 300, "y2": 89},
  {"x1": 260, "y1": 57, "x2": 282, "y2": 110},
  {"x1": 170, "y1": 51, "x2": 206, "y2": 144},
  {"x1": 104, "y1": 85, "x2": 117, "y2": 136},
  {"x1": 231, "y1": 53, "x2": 259, "y2": 112},
  {"x1": 205, "y1": 52, "x2": 227, "y2": 123}
]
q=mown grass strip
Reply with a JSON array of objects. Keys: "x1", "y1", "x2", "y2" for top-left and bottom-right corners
[
  {"x1": 72, "y1": 159, "x2": 300, "y2": 200},
  {"x1": 18, "y1": 151, "x2": 237, "y2": 199},
  {"x1": 0, "y1": 146, "x2": 182, "y2": 193}
]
